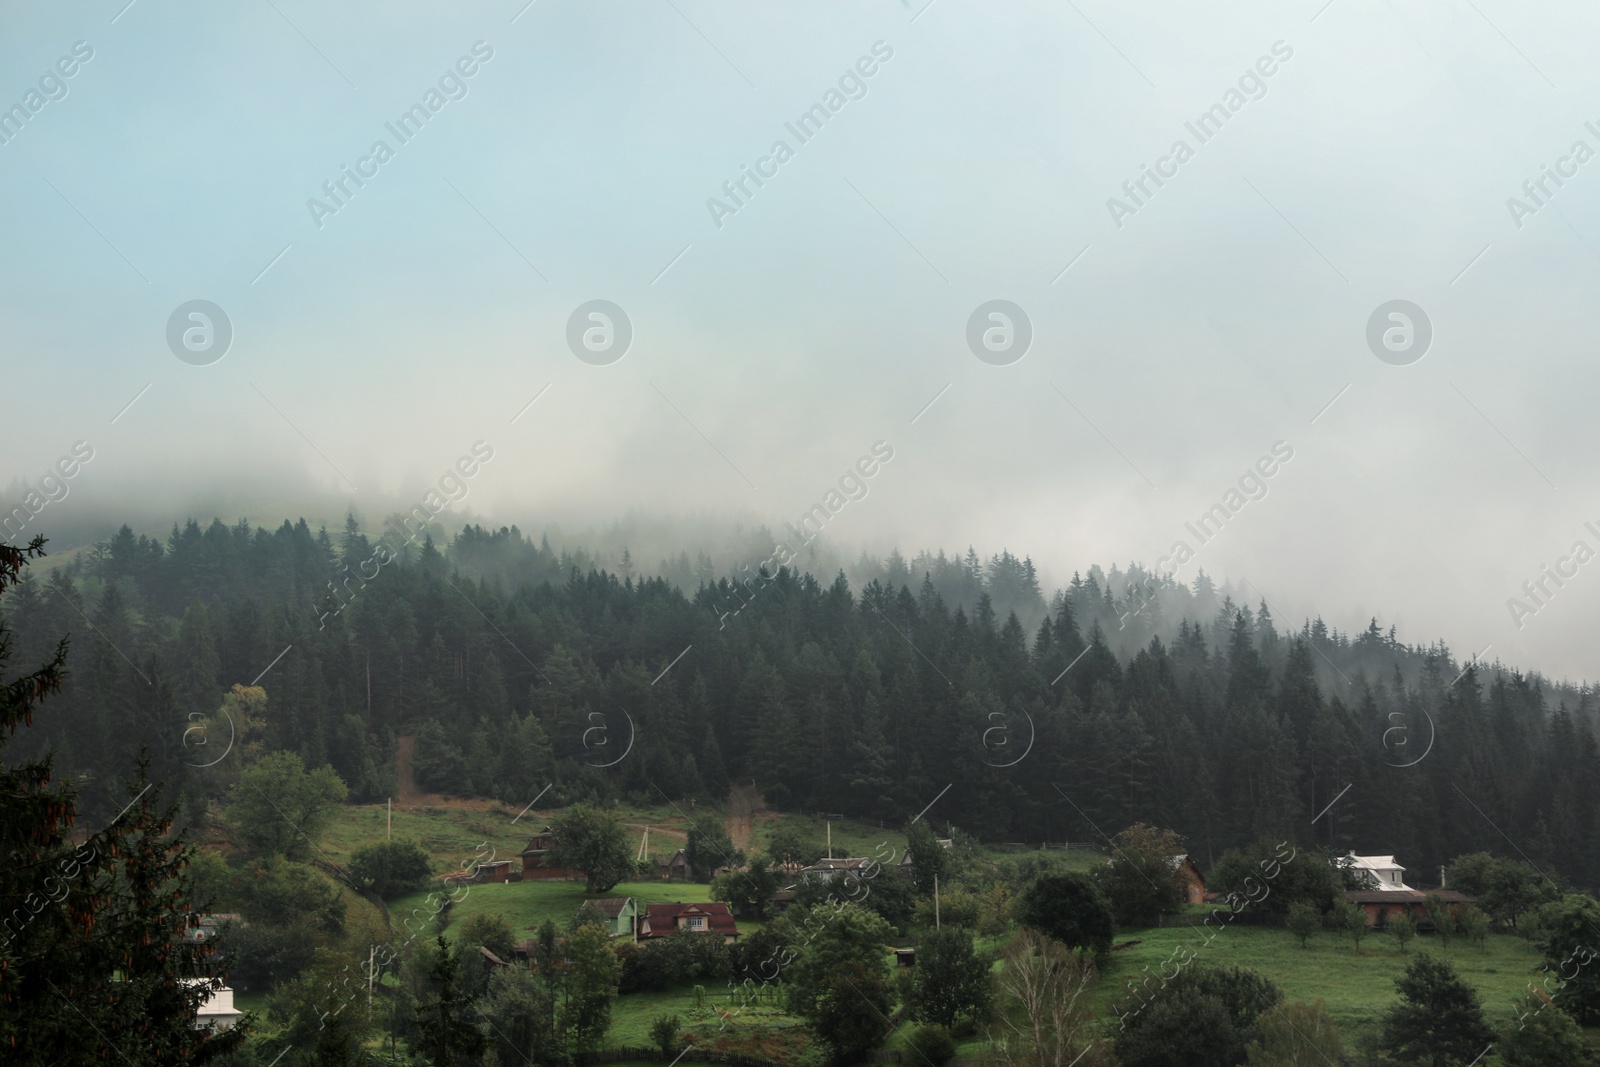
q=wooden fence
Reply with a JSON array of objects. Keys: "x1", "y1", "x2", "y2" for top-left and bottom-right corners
[{"x1": 581, "y1": 1047, "x2": 783, "y2": 1067}]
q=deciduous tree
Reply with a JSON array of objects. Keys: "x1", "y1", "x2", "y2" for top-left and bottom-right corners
[
  {"x1": 910, "y1": 926, "x2": 992, "y2": 1029},
  {"x1": 1014, "y1": 872, "x2": 1115, "y2": 956},
  {"x1": 549, "y1": 803, "x2": 633, "y2": 894}
]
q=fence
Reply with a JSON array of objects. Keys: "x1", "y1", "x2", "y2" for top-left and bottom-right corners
[{"x1": 581, "y1": 1047, "x2": 783, "y2": 1067}]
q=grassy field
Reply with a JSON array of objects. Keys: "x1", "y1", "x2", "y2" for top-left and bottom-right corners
[
  {"x1": 278, "y1": 800, "x2": 1582, "y2": 1058},
  {"x1": 1097, "y1": 921, "x2": 1545, "y2": 1041},
  {"x1": 390, "y1": 878, "x2": 727, "y2": 941}
]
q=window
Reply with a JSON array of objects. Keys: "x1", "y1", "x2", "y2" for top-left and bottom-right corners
[{"x1": 687, "y1": 917, "x2": 705, "y2": 930}]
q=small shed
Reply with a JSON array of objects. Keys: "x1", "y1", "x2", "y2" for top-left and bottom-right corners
[{"x1": 474, "y1": 859, "x2": 516, "y2": 884}]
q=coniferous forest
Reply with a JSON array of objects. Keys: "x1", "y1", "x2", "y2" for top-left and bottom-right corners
[{"x1": 10, "y1": 514, "x2": 1599, "y2": 889}]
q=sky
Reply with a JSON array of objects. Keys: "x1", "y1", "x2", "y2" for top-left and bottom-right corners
[{"x1": 4, "y1": 0, "x2": 1600, "y2": 682}]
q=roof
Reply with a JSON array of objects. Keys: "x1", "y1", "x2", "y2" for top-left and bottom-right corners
[
  {"x1": 592, "y1": 897, "x2": 632, "y2": 918},
  {"x1": 1342, "y1": 888, "x2": 1472, "y2": 905},
  {"x1": 1345, "y1": 853, "x2": 1413, "y2": 891},
  {"x1": 478, "y1": 946, "x2": 509, "y2": 967},
  {"x1": 641, "y1": 901, "x2": 739, "y2": 938},
  {"x1": 521, "y1": 827, "x2": 556, "y2": 851},
  {"x1": 804, "y1": 857, "x2": 874, "y2": 872}
]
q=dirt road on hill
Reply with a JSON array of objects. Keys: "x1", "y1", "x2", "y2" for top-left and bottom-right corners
[
  {"x1": 395, "y1": 735, "x2": 420, "y2": 804},
  {"x1": 726, "y1": 781, "x2": 761, "y2": 852}
]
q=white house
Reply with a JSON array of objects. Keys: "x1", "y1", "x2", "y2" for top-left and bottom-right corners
[
  {"x1": 1345, "y1": 854, "x2": 1412, "y2": 892},
  {"x1": 182, "y1": 979, "x2": 244, "y2": 1031}
]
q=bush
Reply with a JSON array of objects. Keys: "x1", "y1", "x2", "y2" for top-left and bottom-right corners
[
  {"x1": 907, "y1": 1025, "x2": 956, "y2": 1066},
  {"x1": 626, "y1": 931, "x2": 732, "y2": 992},
  {"x1": 1245, "y1": 1000, "x2": 1344, "y2": 1066},
  {"x1": 650, "y1": 1013, "x2": 681, "y2": 1055},
  {"x1": 1115, "y1": 964, "x2": 1282, "y2": 1067}
]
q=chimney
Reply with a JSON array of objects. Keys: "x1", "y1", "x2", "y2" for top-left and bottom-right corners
[{"x1": 1440, "y1": 866, "x2": 1446, "y2": 889}]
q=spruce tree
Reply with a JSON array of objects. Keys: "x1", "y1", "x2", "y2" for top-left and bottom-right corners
[{"x1": 0, "y1": 537, "x2": 244, "y2": 1063}]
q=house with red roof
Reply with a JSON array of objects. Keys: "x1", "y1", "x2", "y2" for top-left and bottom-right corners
[{"x1": 637, "y1": 901, "x2": 740, "y2": 943}]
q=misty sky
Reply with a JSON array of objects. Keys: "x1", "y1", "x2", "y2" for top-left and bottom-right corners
[{"x1": 5, "y1": 0, "x2": 1600, "y2": 682}]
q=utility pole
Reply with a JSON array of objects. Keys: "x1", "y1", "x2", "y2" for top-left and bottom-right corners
[
  {"x1": 387, "y1": 797, "x2": 392, "y2": 841},
  {"x1": 827, "y1": 822, "x2": 832, "y2": 860},
  {"x1": 934, "y1": 874, "x2": 941, "y2": 929}
]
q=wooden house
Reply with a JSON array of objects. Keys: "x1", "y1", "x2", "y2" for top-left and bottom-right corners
[
  {"x1": 589, "y1": 897, "x2": 638, "y2": 938},
  {"x1": 521, "y1": 826, "x2": 580, "y2": 881}
]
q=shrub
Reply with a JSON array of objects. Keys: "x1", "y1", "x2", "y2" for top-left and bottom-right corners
[
  {"x1": 1460, "y1": 906, "x2": 1490, "y2": 948},
  {"x1": 649, "y1": 1014, "x2": 681, "y2": 1056},
  {"x1": 1245, "y1": 1000, "x2": 1344, "y2": 1066},
  {"x1": 1115, "y1": 964, "x2": 1282, "y2": 1067},
  {"x1": 906, "y1": 1024, "x2": 956, "y2": 1066},
  {"x1": 627, "y1": 932, "x2": 732, "y2": 992}
]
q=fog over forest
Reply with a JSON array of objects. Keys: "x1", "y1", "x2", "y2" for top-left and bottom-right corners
[{"x1": 7, "y1": 2, "x2": 1600, "y2": 1064}]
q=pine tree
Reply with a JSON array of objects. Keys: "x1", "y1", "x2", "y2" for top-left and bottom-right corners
[
  {"x1": 1380, "y1": 955, "x2": 1495, "y2": 1067},
  {"x1": 412, "y1": 935, "x2": 488, "y2": 1066},
  {"x1": 0, "y1": 537, "x2": 245, "y2": 1063}
]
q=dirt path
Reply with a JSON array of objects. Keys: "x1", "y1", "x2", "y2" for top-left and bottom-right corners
[
  {"x1": 392, "y1": 734, "x2": 505, "y2": 811},
  {"x1": 395, "y1": 735, "x2": 421, "y2": 804},
  {"x1": 725, "y1": 781, "x2": 761, "y2": 852}
]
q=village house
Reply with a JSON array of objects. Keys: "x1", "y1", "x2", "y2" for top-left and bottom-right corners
[
  {"x1": 182, "y1": 979, "x2": 243, "y2": 1032},
  {"x1": 1347, "y1": 854, "x2": 1411, "y2": 891},
  {"x1": 637, "y1": 901, "x2": 741, "y2": 943},
  {"x1": 1339, "y1": 852, "x2": 1472, "y2": 927},
  {"x1": 662, "y1": 848, "x2": 694, "y2": 882},
  {"x1": 520, "y1": 826, "x2": 582, "y2": 881},
  {"x1": 587, "y1": 896, "x2": 638, "y2": 938}
]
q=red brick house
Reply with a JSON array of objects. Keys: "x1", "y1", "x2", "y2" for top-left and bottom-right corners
[{"x1": 637, "y1": 901, "x2": 740, "y2": 943}]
